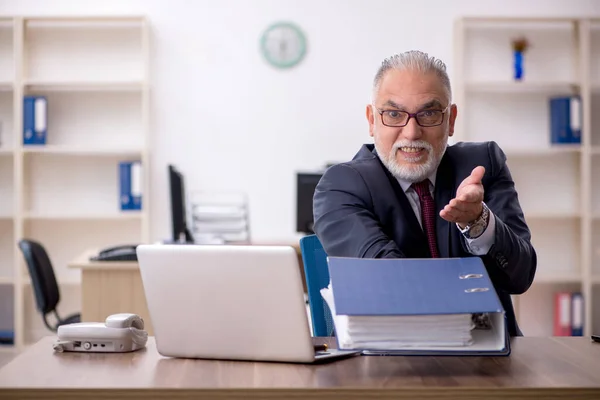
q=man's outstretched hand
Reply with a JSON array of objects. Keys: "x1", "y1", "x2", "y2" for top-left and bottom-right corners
[{"x1": 440, "y1": 166, "x2": 485, "y2": 228}]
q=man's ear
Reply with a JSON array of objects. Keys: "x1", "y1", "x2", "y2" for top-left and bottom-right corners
[
  {"x1": 448, "y1": 104, "x2": 458, "y2": 137},
  {"x1": 366, "y1": 104, "x2": 375, "y2": 137}
]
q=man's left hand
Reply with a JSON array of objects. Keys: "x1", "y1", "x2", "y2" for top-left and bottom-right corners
[{"x1": 440, "y1": 166, "x2": 485, "y2": 228}]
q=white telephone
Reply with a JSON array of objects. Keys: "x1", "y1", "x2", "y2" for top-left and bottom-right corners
[{"x1": 53, "y1": 313, "x2": 148, "y2": 353}]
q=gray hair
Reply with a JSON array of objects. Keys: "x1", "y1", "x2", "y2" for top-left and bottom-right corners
[{"x1": 372, "y1": 50, "x2": 452, "y2": 103}]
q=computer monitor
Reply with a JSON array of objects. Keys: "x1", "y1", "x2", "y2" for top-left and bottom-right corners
[
  {"x1": 296, "y1": 172, "x2": 322, "y2": 234},
  {"x1": 168, "y1": 165, "x2": 194, "y2": 243}
]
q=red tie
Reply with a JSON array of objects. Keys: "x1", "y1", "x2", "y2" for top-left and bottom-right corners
[{"x1": 412, "y1": 180, "x2": 440, "y2": 258}]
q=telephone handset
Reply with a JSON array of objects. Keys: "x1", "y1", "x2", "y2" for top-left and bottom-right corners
[
  {"x1": 90, "y1": 244, "x2": 140, "y2": 262},
  {"x1": 53, "y1": 313, "x2": 148, "y2": 353},
  {"x1": 98, "y1": 245, "x2": 138, "y2": 257}
]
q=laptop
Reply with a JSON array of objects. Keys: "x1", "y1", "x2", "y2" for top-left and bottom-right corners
[{"x1": 136, "y1": 244, "x2": 360, "y2": 363}]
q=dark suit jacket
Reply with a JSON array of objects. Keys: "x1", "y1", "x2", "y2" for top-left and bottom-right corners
[{"x1": 313, "y1": 141, "x2": 537, "y2": 337}]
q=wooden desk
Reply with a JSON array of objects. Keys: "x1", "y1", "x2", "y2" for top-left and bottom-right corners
[
  {"x1": 68, "y1": 249, "x2": 154, "y2": 335},
  {"x1": 2, "y1": 337, "x2": 600, "y2": 399},
  {"x1": 68, "y1": 244, "x2": 307, "y2": 336}
]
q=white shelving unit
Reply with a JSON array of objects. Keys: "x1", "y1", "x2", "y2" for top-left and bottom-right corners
[
  {"x1": 454, "y1": 17, "x2": 599, "y2": 337},
  {"x1": 0, "y1": 16, "x2": 16, "y2": 352},
  {"x1": 593, "y1": 18, "x2": 600, "y2": 334},
  {"x1": 0, "y1": 16, "x2": 150, "y2": 350}
]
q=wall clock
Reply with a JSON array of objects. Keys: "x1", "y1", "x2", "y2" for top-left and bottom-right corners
[{"x1": 260, "y1": 22, "x2": 307, "y2": 69}]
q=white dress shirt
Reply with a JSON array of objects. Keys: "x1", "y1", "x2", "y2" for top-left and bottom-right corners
[{"x1": 395, "y1": 170, "x2": 495, "y2": 256}]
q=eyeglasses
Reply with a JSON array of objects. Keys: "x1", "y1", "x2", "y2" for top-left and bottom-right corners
[{"x1": 374, "y1": 106, "x2": 450, "y2": 127}]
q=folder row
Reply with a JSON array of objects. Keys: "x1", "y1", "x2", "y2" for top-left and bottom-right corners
[
  {"x1": 22, "y1": 96, "x2": 143, "y2": 212},
  {"x1": 18, "y1": 95, "x2": 583, "y2": 148},
  {"x1": 554, "y1": 291, "x2": 583, "y2": 336}
]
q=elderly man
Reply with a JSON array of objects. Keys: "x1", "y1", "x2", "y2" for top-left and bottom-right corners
[{"x1": 313, "y1": 50, "x2": 536, "y2": 336}]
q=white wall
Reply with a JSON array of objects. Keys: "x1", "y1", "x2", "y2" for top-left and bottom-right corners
[{"x1": 1, "y1": 0, "x2": 599, "y2": 244}]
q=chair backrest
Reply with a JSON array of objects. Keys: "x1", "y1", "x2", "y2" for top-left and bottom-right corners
[
  {"x1": 17, "y1": 239, "x2": 60, "y2": 314},
  {"x1": 299, "y1": 234, "x2": 335, "y2": 336}
]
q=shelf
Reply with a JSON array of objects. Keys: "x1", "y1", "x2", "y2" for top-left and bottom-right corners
[
  {"x1": 504, "y1": 145, "x2": 581, "y2": 157},
  {"x1": 22, "y1": 145, "x2": 143, "y2": 157},
  {"x1": 465, "y1": 81, "x2": 578, "y2": 94},
  {"x1": 534, "y1": 273, "x2": 582, "y2": 284},
  {"x1": 23, "y1": 211, "x2": 142, "y2": 221},
  {"x1": 0, "y1": 345, "x2": 16, "y2": 354},
  {"x1": 462, "y1": 17, "x2": 581, "y2": 25},
  {"x1": 0, "y1": 277, "x2": 13, "y2": 284},
  {"x1": 591, "y1": 147, "x2": 600, "y2": 155},
  {"x1": 0, "y1": 214, "x2": 13, "y2": 220},
  {"x1": 0, "y1": 82, "x2": 12, "y2": 91},
  {"x1": 24, "y1": 16, "x2": 145, "y2": 28},
  {"x1": 0, "y1": 148, "x2": 13, "y2": 155},
  {"x1": 524, "y1": 212, "x2": 581, "y2": 220},
  {"x1": 24, "y1": 80, "x2": 144, "y2": 92}
]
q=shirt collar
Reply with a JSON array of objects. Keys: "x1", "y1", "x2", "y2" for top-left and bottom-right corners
[{"x1": 396, "y1": 169, "x2": 438, "y2": 193}]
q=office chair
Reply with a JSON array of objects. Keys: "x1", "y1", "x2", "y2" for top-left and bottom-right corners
[
  {"x1": 299, "y1": 234, "x2": 335, "y2": 337},
  {"x1": 17, "y1": 239, "x2": 81, "y2": 332}
]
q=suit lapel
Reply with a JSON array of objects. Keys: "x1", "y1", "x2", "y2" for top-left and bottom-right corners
[{"x1": 433, "y1": 152, "x2": 456, "y2": 258}]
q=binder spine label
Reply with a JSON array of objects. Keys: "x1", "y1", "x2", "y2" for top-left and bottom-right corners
[
  {"x1": 130, "y1": 161, "x2": 142, "y2": 210},
  {"x1": 571, "y1": 293, "x2": 583, "y2": 336}
]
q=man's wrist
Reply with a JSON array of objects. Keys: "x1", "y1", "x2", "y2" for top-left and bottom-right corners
[
  {"x1": 457, "y1": 203, "x2": 484, "y2": 230},
  {"x1": 458, "y1": 202, "x2": 490, "y2": 239}
]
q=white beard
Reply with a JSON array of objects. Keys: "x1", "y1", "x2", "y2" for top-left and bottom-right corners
[{"x1": 375, "y1": 138, "x2": 448, "y2": 183}]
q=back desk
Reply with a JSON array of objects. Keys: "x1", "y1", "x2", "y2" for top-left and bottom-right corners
[
  {"x1": 2, "y1": 336, "x2": 600, "y2": 399},
  {"x1": 68, "y1": 244, "x2": 307, "y2": 335}
]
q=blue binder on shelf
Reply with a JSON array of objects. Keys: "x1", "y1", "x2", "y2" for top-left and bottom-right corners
[
  {"x1": 119, "y1": 161, "x2": 142, "y2": 211},
  {"x1": 0, "y1": 330, "x2": 14, "y2": 345},
  {"x1": 571, "y1": 292, "x2": 584, "y2": 336},
  {"x1": 549, "y1": 96, "x2": 581, "y2": 144},
  {"x1": 23, "y1": 95, "x2": 47, "y2": 145},
  {"x1": 324, "y1": 256, "x2": 510, "y2": 356}
]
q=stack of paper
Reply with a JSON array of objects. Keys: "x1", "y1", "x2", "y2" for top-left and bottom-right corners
[
  {"x1": 321, "y1": 285, "x2": 474, "y2": 349},
  {"x1": 346, "y1": 315, "x2": 475, "y2": 348},
  {"x1": 189, "y1": 192, "x2": 250, "y2": 244}
]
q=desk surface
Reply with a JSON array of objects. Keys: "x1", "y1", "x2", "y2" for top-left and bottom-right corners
[
  {"x1": 2, "y1": 336, "x2": 600, "y2": 399},
  {"x1": 68, "y1": 248, "x2": 139, "y2": 270}
]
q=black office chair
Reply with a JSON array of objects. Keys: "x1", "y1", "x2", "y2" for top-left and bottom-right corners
[{"x1": 17, "y1": 239, "x2": 81, "y2": 332}]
